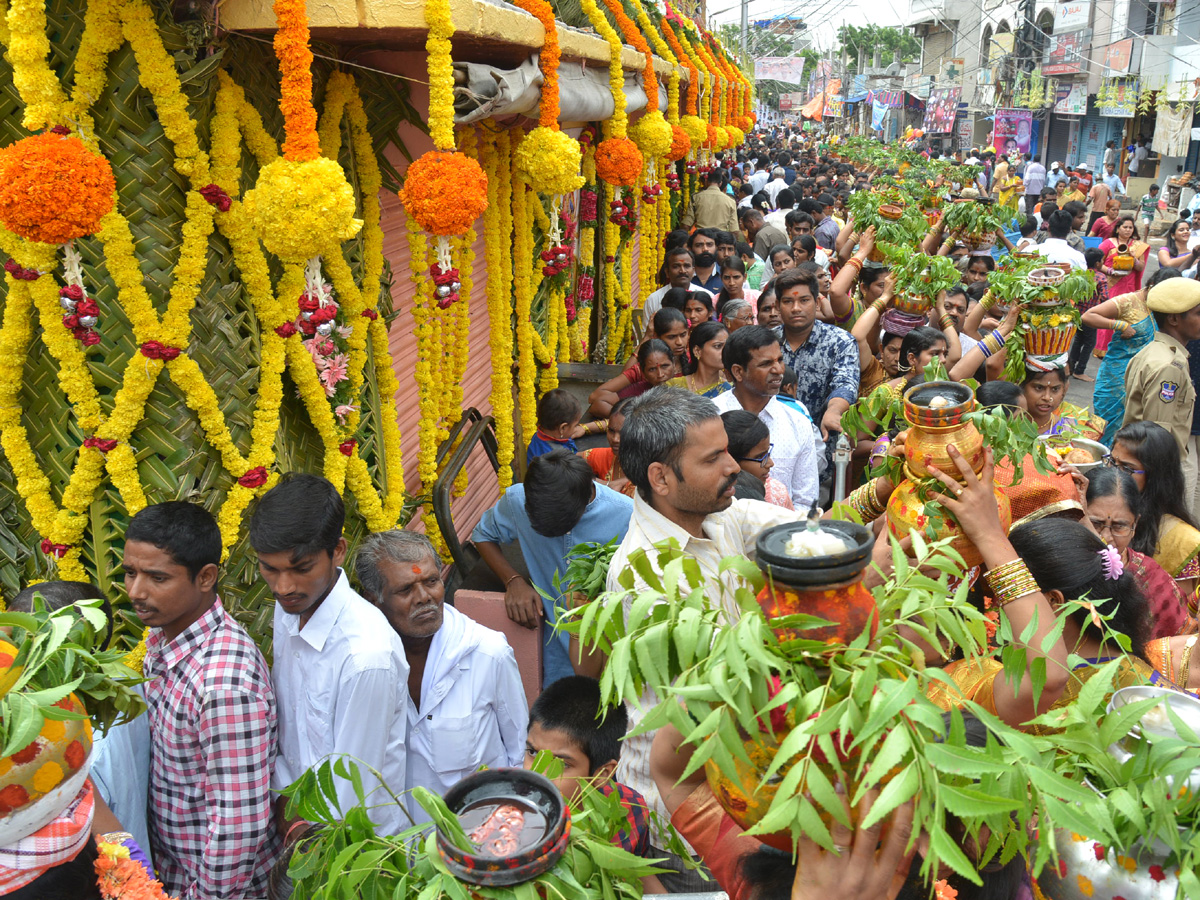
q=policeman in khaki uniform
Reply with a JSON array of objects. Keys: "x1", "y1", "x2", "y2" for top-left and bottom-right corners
[
  {"x1": 680, "y1": 168, "x2": 738, "y2": 232},
  {"x1": 1123, "y1": 278, "x2": 1200, "y2": 454}
]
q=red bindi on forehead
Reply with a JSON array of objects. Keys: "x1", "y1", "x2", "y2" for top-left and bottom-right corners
[{"x1": 411, "y1": 564, "x2": 421, "y2": 575}]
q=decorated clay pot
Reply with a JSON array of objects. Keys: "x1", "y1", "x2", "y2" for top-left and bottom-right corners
[
  {"x1": 964, "y1": 230, "x2": 996, "y2": 251},
  {"x1": 754, "y1": 520, "x2": 878, "y2": 648},
  {"x1": 0, "y1": 687, "x2": 93, "y2": 847},
  {"x1": 868, "y1": 245, "x2": 887, "y2": 263},
  {"x1": 886, "y1": 478, "x2": 1012, "y2": 569},
  {"x1": 901, "y1": 382, "x2": 984, "y2": 482},
  {"x1": 1024, "y1": 320, "x2": 1077, "y2": 357},
  {"x1": 879, "y1": 203, "x2": 905, "y2": 221},
  {"x1": 893, "y1": 292, "x2": 935, "y2": 317},
  {"x1": 1111, "y1": 245, "x2": 1136, "y2": 272}
]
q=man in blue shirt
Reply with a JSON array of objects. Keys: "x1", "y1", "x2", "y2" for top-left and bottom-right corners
[
  {"x1": 472, "y1": 450, "x2": 633, "y2": 686},
  {"x1": 771, "y1": 268, "x2": 859, "y2": 477}
]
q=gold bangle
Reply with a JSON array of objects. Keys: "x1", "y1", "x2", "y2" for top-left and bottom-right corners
[
  {"x1": 939, "y1": 315, "x2": 955, "y2": 330},
  {"x1": 1180, "y1": 635, "x2": 1198, "y2": 687},
  {"x1": 846, "y1": 481, "x2": 885, "y2": 521},
  {"x1": 985, "y1": 558, "x2": 1041, "y2": 608}
]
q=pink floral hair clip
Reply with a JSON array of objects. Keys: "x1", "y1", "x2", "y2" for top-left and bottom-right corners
[{"x1": 1099, "y1": 544, "x2": 1123, "y2": 581}]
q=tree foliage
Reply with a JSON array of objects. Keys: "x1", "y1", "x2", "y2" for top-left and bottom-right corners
[{"x1": 837, "y1": 24, "x2": 921, "y2": 73}]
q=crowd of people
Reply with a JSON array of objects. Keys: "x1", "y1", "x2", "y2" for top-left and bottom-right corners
[{"x1": 9, "y1": 125, "x2": 1200, "y2": 900}]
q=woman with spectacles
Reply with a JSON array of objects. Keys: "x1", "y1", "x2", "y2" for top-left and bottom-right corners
[
  {"x1": 720, "y1": 410, "x2": 792, "y2": 509},
  {"x1": 1084, "y1": 466, "x2": 1197, "y2": 640},
  {"x1": 1112, "y1": 421, "x2": 1200, "y2": 607}
]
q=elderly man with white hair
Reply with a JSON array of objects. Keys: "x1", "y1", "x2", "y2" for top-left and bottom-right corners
[{"x1": 355, "y1": 531, "x2": 528, "y2": 818}]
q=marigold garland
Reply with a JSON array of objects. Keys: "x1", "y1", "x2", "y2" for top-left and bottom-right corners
[
  {"x1": 667, "y1": 124, "x2": 691, "y2": 161},
  {"x1": 595, "y1": 136, "x2": 643, "y2": 187},
  {"x1": 5, "y1": 0, "x2": 66, "y2": 130},
  {"x1": 511, "y1": 0, "x2": 561, "y2": 130},
  {"x1": 423, "y1": 0, "x2": 457, "y2": 152},
  {"x1": 481, "y1": 130, "x2": 516, "y2": 487},
  {"x1": 0, "y1": 7, "x2": 408, "y2": 590},
  {"x1": 273, "y1": 0, "x2": 319, "y2": 161},
  {"x1": 578, "y1": 0, "x2": 629, "y2": 137},
  {"x1": 96, "y1": 838, "x2": 176, "y2": 899},
  {"x1": 400, "y1": 150, "x2": 489, "y2": 237},
  {"x1": 511, "y1": 159, "x2": 539, "y2": 443},
  {"x1": 629, "y1": 110, "x2": 672, "y2": 162},
  {"x1": 514, "y1": 127, "x2": 584, "y2": 197},
  {"x1": 660, "y1": 18, "x2": 698, "y2": 118},
  {"x1": 243, "y1": 156, "x2": 362, "y2": 262},
  {"x1": 0, "y1": 134, "x2": 116, "y2": 244}
]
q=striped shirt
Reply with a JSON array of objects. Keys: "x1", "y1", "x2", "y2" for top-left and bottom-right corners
[{"x1": 145, "y1": 599, "x2": 281, "y2": 899}]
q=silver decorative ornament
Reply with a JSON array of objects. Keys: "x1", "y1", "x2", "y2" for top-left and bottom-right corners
[
  {"x1": 78, "y1": 315, "x2": 99, "y2": 328},
  {"x1": 316, "y1": 322, "x2": 335, "y2": 336},
  {"x1": 60, "y1": 297, "x2": 78, "y2": 311},
  {"x1": 436, "y1": 285, "x2": 452, "y2": 299},
  {"x1": 301, "y1": 311, "x2": 313, "y2": 321},
  {"x1": 450, "y1": 281, "x2": 462, "y2": 293}
]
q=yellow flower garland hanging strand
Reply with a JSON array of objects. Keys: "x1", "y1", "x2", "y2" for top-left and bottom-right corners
[{"x1": 480, "y1": 128, "x2": 516, "y2": 488}]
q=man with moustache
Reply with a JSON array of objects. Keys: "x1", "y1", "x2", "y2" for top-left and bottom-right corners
[
  {"x1": 572, "y1": 386, "x2": 801, "y2": 890},
  {"x1": 250, "y1": 473, "x2": 410, "y2": 834},
  {"x1": 355, "y1": 531, "x2": 527, "y2": 822},
  {"x1": 712, "y1": 325, "x2": 820, "y2": 510}
]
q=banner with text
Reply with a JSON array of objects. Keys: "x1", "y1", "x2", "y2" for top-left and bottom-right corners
[
  {"x1": 1099, "y1": 79, "x2": 1138, "y2": 117},
  {"x1": 1054, "y1": 81, "x2": 1089, "y2": 115}
]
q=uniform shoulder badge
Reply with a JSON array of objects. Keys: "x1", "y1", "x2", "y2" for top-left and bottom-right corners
[{"x1": 1161, "y1": 381, "x2": 1179, "y2": 402}]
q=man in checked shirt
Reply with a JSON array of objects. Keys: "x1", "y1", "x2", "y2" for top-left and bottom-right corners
[{"x1": 123, "y1": 501, "x2": 280, "y2": 899}]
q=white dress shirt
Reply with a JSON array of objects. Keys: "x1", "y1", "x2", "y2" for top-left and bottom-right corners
[
  {"x1": 764, "y1": 177, "x2": 789, "y2": 205},
  {"x1": 712, "y1": 391, "x2": 819, "y2": 510},
  {"x1": 607, "y1": 494, "x2": 800, "y2": 846},
  {"x1": 749, "y1": 169, "x2": 770, "y2": 194},
  {"x1": 406, "y1": 606, "x2": 528, "y2": 820},
  {"x1": 272, "y1": 570, "x2": 410, "y2": 834},
  {"x1": 1037, "y1": 238, "x2": 1087, "y2": 269}
]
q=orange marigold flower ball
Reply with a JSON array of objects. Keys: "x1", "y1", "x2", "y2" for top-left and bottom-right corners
[
  {"x1": 399, "y1": 150, "x2": 489, "y2": 236},
  {"x1": 0, "y1": 134, "x2": 115, "y2": 245},
  {"x1": 668, "y1": 125, "x2": 691, "y2": 162},
  {"x1": 594, "y1": 137, "x2": 643, "y2": 188},
  {"x1": 705, "y1": 124, "x2": 719, "y2": 149}
]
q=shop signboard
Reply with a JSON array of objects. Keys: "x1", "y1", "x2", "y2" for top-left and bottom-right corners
[
  {"x1": 1044, "y1": 31, "x2": 1086, "y2": 75},
  {"x1": 1054, "y1": 80, "x2": 1088, "y2": 115},
  {"x1": 1054, "y1": 0, "x2": 1090, "y2": 33},
  {"x1": 993, "y1": 108, "x2": 1034, "y2": 155},
  {"x1": 1102, "y1": 38, "x2": 1134, "y2": 76},
  {"x1": 1098, "y1": 78, "x2": 1138, "y2": 117},
  {"x1": 826, "y1": 96, "x2": 844, "y2": 117},
  {"x1": 956, "y1": 118, "x2": 973, "y2": 150},
  {"x1": 923, "y1": 87, "x2": 961, "y2": 133}
]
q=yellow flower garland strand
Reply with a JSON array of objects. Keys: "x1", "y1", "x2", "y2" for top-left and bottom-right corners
[
  {"x1": 578, "y1": 0, "x2": 629, "y2": 138},
  {"x1": 424, "y1": 0, "x2": 457, "y2": 151},
  {"x1": 480, "y1": 129, "x2": 516, "y2": 489},
  {"x1": 6, "y1": 0, "x2": 66, "y2": 130},
  {"x1": 512, "y1": 163, "x2": 538, "y2": 444}
]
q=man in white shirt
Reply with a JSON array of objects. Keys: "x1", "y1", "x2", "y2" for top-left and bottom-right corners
[
  {"x1": 355, "y1": 531, "x2": 527, "y2": 819},
  {"x1": 1128, "y1": 138, "x2": 1148, "y2": 176},
  {"x1": 573, "y1": 386, "x2": 799, "y2": 889},
  {"x1": 748, "y1": 160, "x2": 770, "y2": 195},
  {"x1": 641, "y1": 247, "x2": 713, "y2": 326},
  {"x1": 1037, "y1": 209, "x2": 1087, "y2": 269},
  {"x1": 712, "y1": 325, "x2": 819, "y2": 510},
  {"x1": 251, "y1": 474, "x2": 410, "y2": 835},
  {"x1": 1103, "y1": 162, "x2": 1127, "y2": 197},
  {"x1": 763, "y1": 167, "x2": 789, "y2": 205}
]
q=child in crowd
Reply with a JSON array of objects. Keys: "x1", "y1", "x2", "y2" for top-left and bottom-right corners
[
  {"x1": 736, "y1": 241, "x2": 765, "y2": 290},
  {"x1": 1139, "y1": 183, "x2": 1160, "y2": 242},
  {"x1": 524, "y1": 676, "x2": 652, "y2": 859},
  {"x1": 526, "y1": 388, "x2": 583, "y2": 464},
  {"x1": 721, "y1": 410, "x2": 793, "y2": 509}
]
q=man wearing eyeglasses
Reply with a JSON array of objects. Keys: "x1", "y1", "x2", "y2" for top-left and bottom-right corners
[
  {"x1": 1123, "y1": 279, "x2": 1200, "y2": 455},
  {"x1": 711, "y1": 324, "x2": 821, "y2": 510}
]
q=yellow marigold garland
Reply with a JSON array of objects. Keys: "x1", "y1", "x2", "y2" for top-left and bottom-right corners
[
  {"x1": 5, "y1": 0, "x2": 66, "y2": 130},
  {"x1": 480, "y1": 129, "x2": 516, "y2": 488},
  {"x1": 512, "y1": 160, "x2": 539, "y2": 444}
]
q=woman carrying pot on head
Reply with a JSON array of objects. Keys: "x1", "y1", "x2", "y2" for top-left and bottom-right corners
[
  {"x1": 926, "y1": 446, "x2": 1192, "y2": 732},
  {"x1": 667, "y1": 322, "x2": 730, "y2": 399},
  {"x1": 1084, "y1": 466, "x2": 1197, "y2": 640},
  {"x1": 850, "y1": 276, "x2": 909, "y2": 398},
  {"x1": 1020, "y1": 363, "x2": 1105, "y2": 439},
  {"x1": 830, "y1": 226, "x2": 889, "y2": 328},
  {"x1": 1110, "y1": 421, "x2": 1200, "y2": 609},
  {"x1": 1083, "y1": 267, "x2": 1182, "y2": 447}
]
